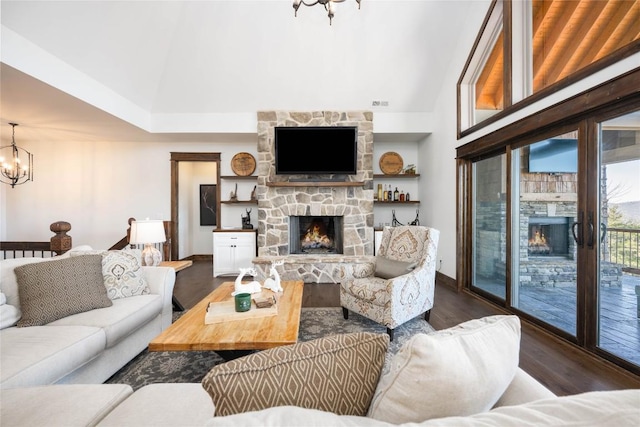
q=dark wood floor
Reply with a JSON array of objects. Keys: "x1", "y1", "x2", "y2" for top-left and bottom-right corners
[{"x1": 173, "y1": 259, "x2": 640, "y2": 396}]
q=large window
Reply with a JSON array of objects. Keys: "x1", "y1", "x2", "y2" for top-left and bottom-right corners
[{"x1": 458, "y1": 0, "x2": 640, "y2": 136}]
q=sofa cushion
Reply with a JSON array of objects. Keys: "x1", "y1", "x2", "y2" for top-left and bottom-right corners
[
  {"x1": 0, "y1": 325, "x2": 106, "y2": 388},
  {"x1": 99, "y1": 383, "x2": 215, "y2": 427},
  {"x1": 1, "y1": 384, "x2": 132, "y2": 426},
  {"x1": 374, "y1": 256, "x2": 416, "y2": 279},
  {"x1": 15, "y1": 254, "x2": 113, "y2": 327},
  {"x1": 368, "y1": 315, "x2": 521, "y2": 423},
  {"x1": 49, "y1": 294, "x2": 163, "y2": 348},
  {"x1": 201, "y1": 332, "x2": 389, "y2": 417},
  {"x1": 206, "y1": 390, "x2": 640, "y2": 427},
  {"x1": 102, "y1": 251, "x2": 149, "y2": 300}
]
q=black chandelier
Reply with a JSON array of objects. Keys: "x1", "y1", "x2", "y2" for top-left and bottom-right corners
[
  {"x1": 0, "y1": 123, "x2": 33, "y2": 188},
  {"x1": 293, "y1": 0, "x2": 362, "y2": 25}
]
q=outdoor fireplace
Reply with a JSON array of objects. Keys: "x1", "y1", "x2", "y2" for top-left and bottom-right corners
[
  {"x1": 289, "y1": 216, "x2": 343, "y2": 255},
  {"x1": 528, "y1": 217, "x2": 571, "y2": 257}
]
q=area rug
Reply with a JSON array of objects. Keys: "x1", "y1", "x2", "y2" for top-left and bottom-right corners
[{"x1": 106, "y1": 307, "x2": 435, "y2": 390}]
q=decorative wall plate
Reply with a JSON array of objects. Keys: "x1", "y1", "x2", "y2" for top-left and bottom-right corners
[
  {"x1": 379, "y1": 152, "x2": 404, "y2": 175},
  {"x1": 231, "y1": 152, "x2": 256, "y2": 176}
]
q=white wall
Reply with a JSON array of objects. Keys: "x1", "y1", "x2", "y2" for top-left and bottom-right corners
[{"x1": 1, "y1": 138, "x2": 256, "y2": 252}]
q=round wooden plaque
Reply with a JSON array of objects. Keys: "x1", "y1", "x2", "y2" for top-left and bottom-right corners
[
  {"x1": 231, "y1": 152, "x2": 256, "y2": 176},
  {"x1": 379, "y1": 152, "x2": 404, "y2": 175}
]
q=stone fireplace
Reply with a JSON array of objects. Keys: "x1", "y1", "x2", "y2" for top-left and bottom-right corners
[
  {"x1": 289, "y1": 215, "x2": 343, "y2": 255},
  {"x1": 528, "y1": 217, "x2": 571, "y2": 258},
  {"x1": 252, "y1": 111, "x2": 375, "y2": 283}
]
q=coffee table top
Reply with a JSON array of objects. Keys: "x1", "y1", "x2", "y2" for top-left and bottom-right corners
[{"x1": 148, "y1": 280, "x2": 304, "y2": 352}]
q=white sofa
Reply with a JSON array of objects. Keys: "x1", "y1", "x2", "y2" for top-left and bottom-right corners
[
  {"x1": 2, "y1": 315, "x2": 639, "y2": 426},
  {"x1": 0, "y1": 251, "x2": 175, "y2": 389},
  {"x1": 2, "y1": 368, "x2": 638, "y2": 426}
]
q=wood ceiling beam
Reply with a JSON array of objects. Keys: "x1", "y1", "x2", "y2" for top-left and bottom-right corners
[
  {"x1": 596, "y1": 1, "x2": 640, "y2": 59},
  {"x1": 543, "y1": 0, "x2": 608, "y2": 84},
  {"x1": 572, "y1": 0, "x2": 634, "y2": 71},
  {"x1": 532, "y1": 0, "x2": 580, "y2": 91}
]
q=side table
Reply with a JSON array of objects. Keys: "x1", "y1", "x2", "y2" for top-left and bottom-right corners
[{"x1": 159, "y1": 260, "x2": 193, "y2": 311}]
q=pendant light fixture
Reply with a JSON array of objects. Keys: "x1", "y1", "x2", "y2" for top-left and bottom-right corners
[
  {"x1": 293, "y1": 0, "x2": 362, "y2": 25},
  {"x1": 0, "y1": 123, "x2": 33, "y2": 188}
]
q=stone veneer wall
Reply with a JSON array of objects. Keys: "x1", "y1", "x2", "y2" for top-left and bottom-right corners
[{"x1": 254, "y1": 111, "x2": 374, "y2": 283}]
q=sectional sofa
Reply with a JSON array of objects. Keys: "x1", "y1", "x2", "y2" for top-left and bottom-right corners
[{"x1": 2, "y1": 315, "x2": 639, "y2": 426}]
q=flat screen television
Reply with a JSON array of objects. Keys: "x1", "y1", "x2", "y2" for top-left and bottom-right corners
[
  {"x1": 274, "y1": 126, "x2": 358, "y2": 175},
  {"x1": 528, "y1": 138, "x2": 578, "y2": 173}
]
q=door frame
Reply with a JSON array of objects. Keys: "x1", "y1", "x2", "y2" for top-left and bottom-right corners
[{"x1": 170, "y1": 152, "x2": 221, "y2": 261}]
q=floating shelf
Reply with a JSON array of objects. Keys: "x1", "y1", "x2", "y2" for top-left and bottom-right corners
[
  {"x1": 266, "y1": 181, "x2": 365, "y2": 187},
  {"x1": 374, "y1": 201, "x2": 420, "y2": 204},
  {"x1": 374, "y1": 174, "x2": 420, "y2": 178},
  {"x1": 220, "y1": 175, "x2": 257, "y2": 180},
  {"x1": 221, "y1": 200, "x2": 258, "y2": 204}
]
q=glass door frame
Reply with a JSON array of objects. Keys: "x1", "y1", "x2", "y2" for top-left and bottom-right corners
[{"x1": 456, "y1": 69, "x2": 640, "y2": 375}]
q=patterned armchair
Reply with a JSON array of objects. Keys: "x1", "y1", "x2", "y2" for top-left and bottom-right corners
[{"x1": 340, "y1": 226, "x2": 440, "y2": 341}]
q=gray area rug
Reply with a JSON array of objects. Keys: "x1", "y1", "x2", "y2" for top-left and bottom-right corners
[{"x1": 106, "y1": 307, "x2": 434, "y2": 390}]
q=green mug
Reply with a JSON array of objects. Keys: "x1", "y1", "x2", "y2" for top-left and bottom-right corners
[{"x1": 234, "y1": 293, "x2": 252, "y2": 312}]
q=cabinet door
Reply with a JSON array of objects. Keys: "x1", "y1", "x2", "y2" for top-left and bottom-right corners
[
  {"x1": 213, "y1": 234, "x2": 237, "y2": 277},
  {"x1": 234, "y1": 234, "x2": 257, "y2": 271}
]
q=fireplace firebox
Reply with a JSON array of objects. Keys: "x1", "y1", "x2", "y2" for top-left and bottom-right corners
[
  {"x1": 289, "y1": 216, "x2": 343, "y2": 254},
  {"x1": 528, "y1": 217, "x2": 571, "y2": 257}
]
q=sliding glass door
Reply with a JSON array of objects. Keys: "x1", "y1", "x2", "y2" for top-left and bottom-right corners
[
  {"x1": 472, "y1": 154, "x2": 507, "y2": 300},
  {"x1": 511, "y1": 132, "x2": 580, "y2": 336},
  {"x1": 596, "y1": 110, "x2": 640, "y2": 367}
]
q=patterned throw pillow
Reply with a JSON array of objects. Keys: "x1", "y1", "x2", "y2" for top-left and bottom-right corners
[
  {"x1": 14, "y1": 254, "x2": 113, "y2": 327},
  {"x1": 202, "y1": 332, "x2": 389, "y2": 417},
  {"x1": 102, "y1": 251, "x2": 149, "y2": 299}
]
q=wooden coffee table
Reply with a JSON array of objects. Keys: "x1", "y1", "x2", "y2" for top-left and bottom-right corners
[{"x1": 148, "y1": 280, "x2": 304, "y2": 352}]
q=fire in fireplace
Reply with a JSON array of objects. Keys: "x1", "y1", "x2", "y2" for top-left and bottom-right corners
[
  {"x1": 528, "y1": 217, "x2": 571, "y2": 257},
  {"x1": 289, "y1": 216, "x2": 343, "y2": 254}
]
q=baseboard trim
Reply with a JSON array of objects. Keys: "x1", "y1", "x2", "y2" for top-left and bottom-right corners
[
  {"x1": 436, "y1": 271, "x2": 456, "y2": 290},
  {"x1": 182, "y1": 254, "x2": 212, "y2": 262}
]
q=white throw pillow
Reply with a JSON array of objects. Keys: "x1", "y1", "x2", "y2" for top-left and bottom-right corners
[
  {"x1": 367, "y1": 315, "x2": 521, "y2": 423},
  {"x1": 102, "y1": 251, "x2": 149, "y2": 299},
  {"x1": 0, "y1": 291, "x2": 20, "y2": 329}
]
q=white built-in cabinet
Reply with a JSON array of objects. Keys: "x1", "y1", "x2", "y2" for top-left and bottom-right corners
[{"x1": 212, "y1": 230, "x2": 257, "y2": 277}]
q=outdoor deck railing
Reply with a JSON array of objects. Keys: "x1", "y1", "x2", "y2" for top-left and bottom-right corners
[{"x1": 604, "y1": 227, "x2": 640, "y2": 275}]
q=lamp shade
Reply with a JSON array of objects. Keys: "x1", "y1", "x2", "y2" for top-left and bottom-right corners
[{"x1": 129, "y1": 220, "x2": 166, "y2": 244}]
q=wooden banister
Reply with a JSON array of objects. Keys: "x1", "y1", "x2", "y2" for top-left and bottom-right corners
[{"x1": 0, "y1": 221, "x2": 72, "y2": 259}]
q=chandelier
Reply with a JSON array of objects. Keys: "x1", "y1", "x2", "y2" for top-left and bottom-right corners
[
  {"x1": 0, "y1": 123, "x2": 33, "y2": 188},
  {"x1": 293, "y1": 0, "x2": 362, "y2": 25}
]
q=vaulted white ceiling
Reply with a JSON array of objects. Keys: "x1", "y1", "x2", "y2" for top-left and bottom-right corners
[{"x1": 1, "y1": 0, "x2": 489, "y2": 143}]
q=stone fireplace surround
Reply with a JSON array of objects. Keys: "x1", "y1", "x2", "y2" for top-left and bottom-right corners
[{"x1": 252, "y1": 111, "x2": 375, "y2": 283}]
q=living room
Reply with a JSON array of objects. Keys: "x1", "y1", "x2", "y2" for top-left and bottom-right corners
[{"x1": 1, "y1": 1, "x2": 640, "y2": 425}]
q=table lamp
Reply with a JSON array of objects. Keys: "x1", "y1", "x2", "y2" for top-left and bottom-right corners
[{"x1": 129, "y1": 220, "x2": 166, "y2": 266}]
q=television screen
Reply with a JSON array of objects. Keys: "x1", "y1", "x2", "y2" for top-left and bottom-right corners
[
  {"x1": 275, "y1": 126, "x2": 358, "y2": 175},
  {"x1": 528, "y1": 138, "x2": 578, "y2": 173}
]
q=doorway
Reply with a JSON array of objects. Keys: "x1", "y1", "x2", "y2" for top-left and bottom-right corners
[{"x1": 170, "y1": 152, "x2": 221, "y2": 261}]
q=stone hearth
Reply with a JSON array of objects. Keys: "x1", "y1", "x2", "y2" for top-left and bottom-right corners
[{"x1": 253, "y1": 111, "x2": 375, "y2": 283}]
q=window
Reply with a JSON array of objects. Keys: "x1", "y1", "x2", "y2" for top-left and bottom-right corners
[{"x1": 458, "y1": 0, "x2": 640, "y2": 137}]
